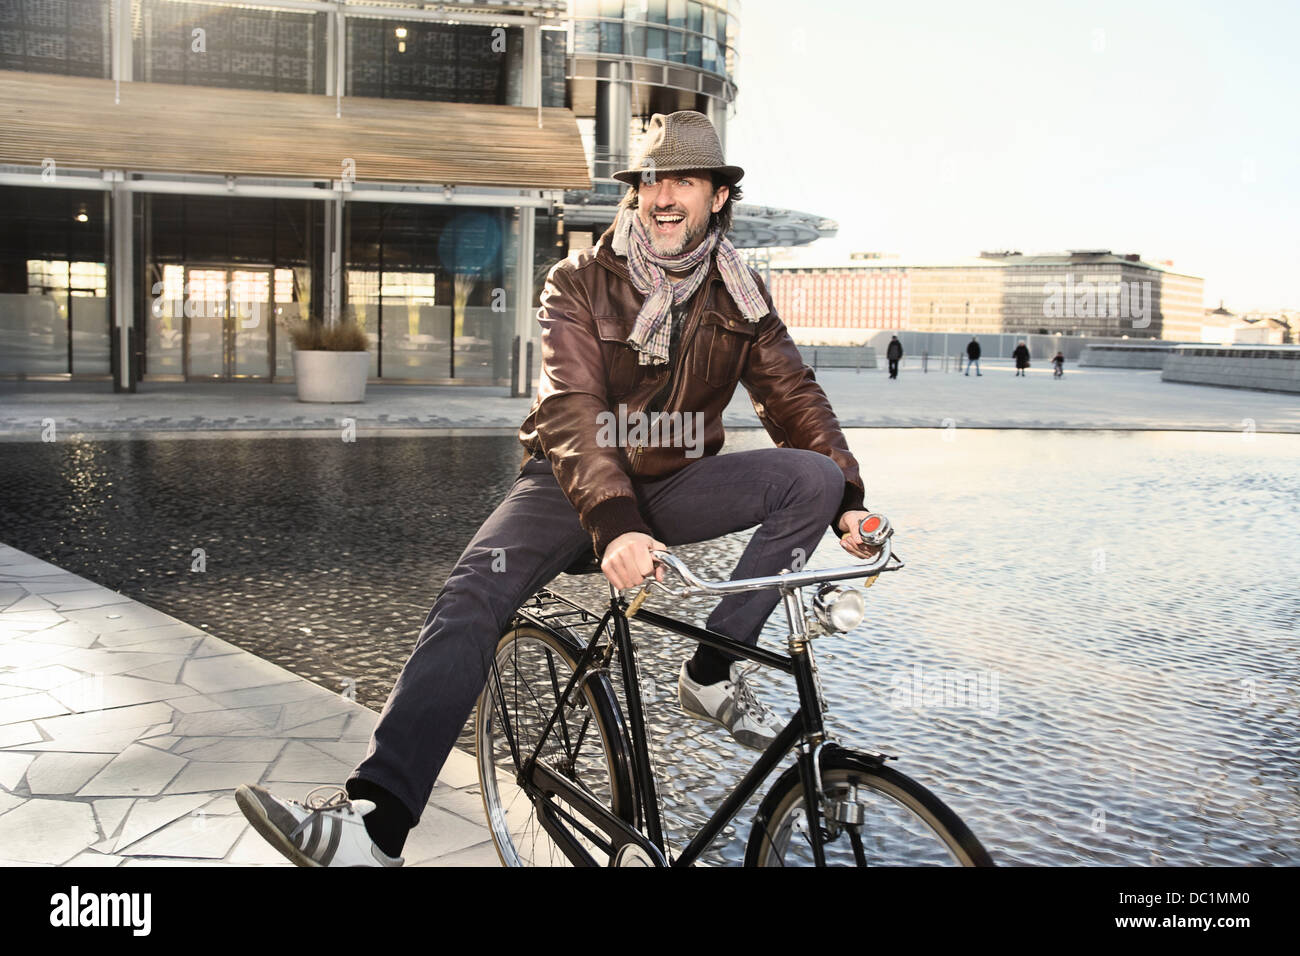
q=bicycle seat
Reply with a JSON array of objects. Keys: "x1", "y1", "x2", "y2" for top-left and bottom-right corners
[{"x1": 562, "y1": 553, "x2": 604, "y2": 575}]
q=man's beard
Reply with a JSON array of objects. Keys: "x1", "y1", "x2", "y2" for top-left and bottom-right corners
[{"x1": 643, "y1": 210, "x2": 707, "y2": 257}]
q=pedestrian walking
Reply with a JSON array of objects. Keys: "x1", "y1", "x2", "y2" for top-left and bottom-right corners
[
  {"x1": 1013, "y1": 341, "x2": 1031, "y2": 377},
  {"x1": 965, "y1": 337, "x2": 981, "y2": 376},
  {"x1": 886, "y1": 335, "x2": 903, "y2": 380},
  {"x1": 1052, "y1": 351, "x2": 1065, "y2": 378}
]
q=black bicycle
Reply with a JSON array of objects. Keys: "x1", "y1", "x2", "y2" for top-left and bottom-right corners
[{"x1": 474, "y1": 515, "x2": 994, "y2": 867}]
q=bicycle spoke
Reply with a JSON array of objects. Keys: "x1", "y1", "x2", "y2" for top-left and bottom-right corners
[
  {"x1": 477, "y1": 625, "x2": 623, "y2": 867},
  {"x1": 545, "y1": 648, "x2": 577, "y2": 764}
]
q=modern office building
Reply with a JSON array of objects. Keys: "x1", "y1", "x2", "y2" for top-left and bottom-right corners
[
  {"x1": 768, "y1": 250, "x2": 1205, "y2": 341},
  {"x1": 0, "y1": 0, "x2": 835, "y2": 391}
]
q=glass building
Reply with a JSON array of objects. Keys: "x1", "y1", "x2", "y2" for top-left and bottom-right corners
[
  {"x1": 0, "y1": 0, "x2": 834, "y2": 391},
  {"x1": 560, "y1": 0, "x2": 837, "y2": 248}
]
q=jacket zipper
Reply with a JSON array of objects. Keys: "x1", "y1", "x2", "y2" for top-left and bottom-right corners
[{"x1": 628, "y1": 279, "x2": 717, "y2": 471}]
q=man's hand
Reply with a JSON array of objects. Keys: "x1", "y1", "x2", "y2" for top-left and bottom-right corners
[
  {"x1": 837, "y1": 510, "x2": 883, "y2": 560},
  {"x1": 601, "y1": 531, "x2": 669, "y2": 590}
]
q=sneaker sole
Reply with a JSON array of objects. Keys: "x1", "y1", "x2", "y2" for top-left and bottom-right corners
[{"x1": 234, "y1": 784, "x2": 321, "y2": 868}]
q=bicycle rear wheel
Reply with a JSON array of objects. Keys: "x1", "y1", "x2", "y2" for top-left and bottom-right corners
[
  {"x1": 746, "y1": 747, "x2": 994, "y2": 866},
  {"x1": 475, "y1": 621, "x2": 634, "y2": 866}
]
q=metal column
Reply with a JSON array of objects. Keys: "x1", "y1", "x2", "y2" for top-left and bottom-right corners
[
  {"x1": 514, "y1": 206, "x2": 536, "y2": 396},
  {"x1": 325, "y1": 186, "x2": 344, "y2": 325},
  {"x1": 514, "y1": 20, "x2": 542, "y2": 396},
  {"x1": 523, "y1": 20, "x2": 541, "y2": 126},
  {"x1": 110, "y1": 176, "x2": 134, "y2": 392},
  {"x1": 112, "y1": 0, "x2": 132, "y2": 84}
]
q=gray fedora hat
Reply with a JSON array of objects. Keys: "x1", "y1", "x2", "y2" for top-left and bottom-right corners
[{"x1": 612, "y1": 110, "x2": 744, "y2": 187}]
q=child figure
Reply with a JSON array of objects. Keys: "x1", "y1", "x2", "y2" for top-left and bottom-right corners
[{"x1": 1052, "y1": 351, "x2": 1065, "y2": 378}]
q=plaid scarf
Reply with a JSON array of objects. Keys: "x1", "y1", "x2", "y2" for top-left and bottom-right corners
[{"x1": 612, "y1": 205, "x2": 769, "y2": 365}]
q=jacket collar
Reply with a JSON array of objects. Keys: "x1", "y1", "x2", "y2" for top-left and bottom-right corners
[{"x1": 593, "y1": 219, "x2": 725, "y2": 290}]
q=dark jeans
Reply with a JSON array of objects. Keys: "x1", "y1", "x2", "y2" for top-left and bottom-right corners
[
  {"x1": 888, "y1": 359, "x2": 899, "y2": 378},
  {"x1": 348, "y1": 446, "x2": 848, "y2": 824}
]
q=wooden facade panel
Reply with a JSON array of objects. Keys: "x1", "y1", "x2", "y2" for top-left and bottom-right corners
[{"x1": 0, "y1": 70, "x2": 591, "y2": 189}]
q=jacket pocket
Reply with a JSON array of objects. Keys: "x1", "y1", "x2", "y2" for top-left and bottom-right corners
[
  {"x1": 692, "y1": 309, "x2": 758, "y2": 388},
  {"x1": 595, "y1": 315, "x2": 640, "y2": 397}
]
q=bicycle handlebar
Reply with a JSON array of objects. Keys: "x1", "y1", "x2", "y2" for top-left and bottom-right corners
[{"x1": 644, "y1": 538, "x2": 902, "y2": 598}]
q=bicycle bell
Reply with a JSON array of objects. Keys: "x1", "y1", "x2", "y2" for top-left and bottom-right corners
[{"x1": 857, "y1": 512, "x2": 893, "y2": 548}]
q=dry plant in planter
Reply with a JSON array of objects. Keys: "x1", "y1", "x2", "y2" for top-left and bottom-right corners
[{"x1": 283, "y1": 316, "x2": 371, "y2": 403}]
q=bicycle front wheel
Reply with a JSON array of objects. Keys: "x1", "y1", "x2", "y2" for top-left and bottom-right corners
[
  {"x1": 746, "y1": 748, "x2": 994, "y2": 866},
  {"x1": 475, "y1": 621, "x2": 634, "y2": 866}
]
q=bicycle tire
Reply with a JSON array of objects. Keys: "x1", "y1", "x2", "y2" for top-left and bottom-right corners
[
  {"x1": 475, "y1": 620, "x2": 635, "y2": 866},
  {"x1": 745, "y1": 747, "x2": 995, "y2": 866}
]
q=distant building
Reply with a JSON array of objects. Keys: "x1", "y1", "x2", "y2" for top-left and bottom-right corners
[
  {"x1": 1197, "y1": 303, "x2": 1294, "y2": 345},
  {"x1": 1233, "y1": 314, "x2": 1291, "y2": 345},
  {"x1": 1199, "y1": 303, "x2": 1238, "y2": 344},
  {"x1": 768, "y1": 250, "x2": 1205, "y2": 340},
  {"x1": 768, "y1": 265, "x2": 909, "y2": 331}
]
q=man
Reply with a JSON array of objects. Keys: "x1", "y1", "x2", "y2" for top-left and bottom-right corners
[
  {"x1": 235, "y1": 111, "x2": 879, "y2": 867},
  {"x1": 886, "y1": 334, "x2": 903, "y2": 379},
  {"x1": 965, "y1": 336, "x2": 982, "y2": 376}
]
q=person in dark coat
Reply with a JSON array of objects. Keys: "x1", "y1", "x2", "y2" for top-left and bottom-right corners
[
  {"x1": 1013, "y1": 341, "x2": 1031, "y2": 377},
  {"x1": 965, "y1": 337, "x2": 981, "y2": 376},
  {"x1": 1052, "y1": 351, "x2": 1065, "y2": 378},
  {"x1": 886, "y1": 335, "x2": 903, "y2": 379}
]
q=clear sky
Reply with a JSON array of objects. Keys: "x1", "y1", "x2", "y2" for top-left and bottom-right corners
[{"x1": 725, "y1": 0, "x2": 1299, "y2": 311}]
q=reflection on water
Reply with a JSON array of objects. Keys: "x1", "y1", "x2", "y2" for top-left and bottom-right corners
[{"x1": 1, "y1": 429, "x2": 1296, "y2": 865}]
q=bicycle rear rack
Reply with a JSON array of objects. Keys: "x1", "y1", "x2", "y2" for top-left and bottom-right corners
[{"x1": 515, "y1": 586, "x2": 606, "y2": 635}]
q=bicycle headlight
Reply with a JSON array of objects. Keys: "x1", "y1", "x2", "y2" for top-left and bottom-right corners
[{"x1": 812, "y1": 584, "x2": 865, "y2": 632}]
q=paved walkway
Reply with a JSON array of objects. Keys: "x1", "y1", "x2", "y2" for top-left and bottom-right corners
[
  {"x1": 2, "y1": 361, "x2": 1298, "y2": 439},
  {"x1": 0, "y1": 542, "x2": 495, "y2": 867}
]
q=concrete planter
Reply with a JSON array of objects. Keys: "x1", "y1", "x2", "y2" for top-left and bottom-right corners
[{"x1": 291, "y1": 350, "x2": 370, "y2": 403}]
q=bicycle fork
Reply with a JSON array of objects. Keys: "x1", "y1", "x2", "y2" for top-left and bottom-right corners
[{"x1": 784, "y1": 584, "x2": 840, "y2": 867}]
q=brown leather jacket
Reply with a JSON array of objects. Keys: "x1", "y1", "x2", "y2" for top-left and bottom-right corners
[{"x1": 518, "y1": 222, "x2": 866, "y2": 558}]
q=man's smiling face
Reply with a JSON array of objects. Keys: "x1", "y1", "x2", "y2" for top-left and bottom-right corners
[{"x1": 636, "y1": 171, "x2": 729, "y2": 258}]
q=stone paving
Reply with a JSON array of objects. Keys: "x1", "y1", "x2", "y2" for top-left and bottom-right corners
[
  {"x1": 2, "y1": 360, "x2": 1299, "y2": 440},
  {"x1": 0, "y1": 542, "x2": 496, "y2": 867}
]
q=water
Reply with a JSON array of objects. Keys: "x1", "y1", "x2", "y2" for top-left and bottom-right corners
[{"x1": 1, "y1": 429, "x2": 1296, "y2": 865}]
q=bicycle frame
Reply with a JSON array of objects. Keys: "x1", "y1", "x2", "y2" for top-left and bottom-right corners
[
  {"x1": 613, "y1": 602, "x2": 817, "y2": 866},
  {"x1": 498, "y1": 545, "x2": 904, "y2": 867}
]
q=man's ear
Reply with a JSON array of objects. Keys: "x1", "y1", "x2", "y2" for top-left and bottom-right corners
[{"x1": 712, "y1": 183, "x2": 729, "y2": 213}]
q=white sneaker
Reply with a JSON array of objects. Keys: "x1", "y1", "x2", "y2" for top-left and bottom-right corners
[
  {"x1": 678, "y1": 661, "x2": 784, "y2": 751},
  {"x1": 235, "y1": 784, "x2": 404, "y2": 867}
]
